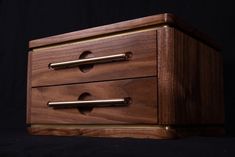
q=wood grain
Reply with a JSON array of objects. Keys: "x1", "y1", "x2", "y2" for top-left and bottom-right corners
[
  {"x1": 27, "y1": 13, "x2": 224, "y2": 138},
  {"x1": 31, "y1": 30, "x2": 157, "y2": 87},
  {"x1": 28, "y1": 125, "x2": 224, "y2": 139},
  {"x1": 30, "y1": 77, "x2": 158, "y2": 124},
  {"x1": 28, "y1": 125, "x2": 176, "y2": 139},
  {"x1": 29, "y1": 13, "x2": 219, "y2": 50},
  {"x1": 157, "y1": 26, "x2": 224, "y2": 125}
]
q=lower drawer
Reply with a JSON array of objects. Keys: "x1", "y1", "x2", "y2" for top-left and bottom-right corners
[{"x1": 29, "y1": 77, "x2": 158, "y2": 124}]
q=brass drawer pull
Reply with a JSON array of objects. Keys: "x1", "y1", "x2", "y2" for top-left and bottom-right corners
[
  {"x1": 49, "y1": 52, "x2": 132, "y2": 69},
  {"x1": 48, "y1": 97, "x2": 131, "y2": 109}
]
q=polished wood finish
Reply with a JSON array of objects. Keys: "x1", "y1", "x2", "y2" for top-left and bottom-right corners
[
  {"x1": 31, "y1": 30, "x2": 157, "y2": 87},
  {"x1": 29, "y1": 13, "x2": 219, "y2": 50},
  {"x1": 28, "y1": 125, "x2": 224, "y2": 139},
  {"x1": 27, "y1": 13, "x2": 224, "y2": 139},
  {"x1": 28, "y1": 125, "x2": 176, "y2": 139},
  {"x1": 157, "y1": 26, "x2": 224, "y2": 125},
  {"x1": 30, "y1": 77, "x2": 157, "y2": 124}
]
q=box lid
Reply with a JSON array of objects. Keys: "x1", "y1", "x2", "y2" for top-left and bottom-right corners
[{"x1": 29, "y1": 13, "x2": 220, "y2": 50}]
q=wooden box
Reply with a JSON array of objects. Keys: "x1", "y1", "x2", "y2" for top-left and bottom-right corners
[{"x1": 27, "y1": 13, "x2": 224, "y2": 139}]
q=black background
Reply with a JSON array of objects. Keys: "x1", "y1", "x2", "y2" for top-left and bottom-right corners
[{"x1": 0, "y1": 0, "x2": 235, "y2": 156}]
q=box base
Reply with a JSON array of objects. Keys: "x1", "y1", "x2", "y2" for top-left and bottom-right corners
[{"x1": 28, "y1": 124, "x2": 224, "y2": 139}]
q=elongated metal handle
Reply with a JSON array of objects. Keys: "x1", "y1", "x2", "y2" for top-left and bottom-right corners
[
  {"x1": 48, "y1": 97, "x2": 131, "y2": 109},
  {"x1": 49, "y1": 52, "x2": 132, "y2": 69}
]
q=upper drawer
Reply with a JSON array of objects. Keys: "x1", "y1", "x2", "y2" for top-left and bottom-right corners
[{"x1": 31, "y1": 30, "x2": 157, "y2": 87}]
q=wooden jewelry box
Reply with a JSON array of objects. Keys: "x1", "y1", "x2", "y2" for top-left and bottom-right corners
[{"x1": 27, "y1": 13, "x2": 224, "y2": 139}]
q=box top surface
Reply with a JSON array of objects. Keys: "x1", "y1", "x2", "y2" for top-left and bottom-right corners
[{"x1": 29, "y1": 13, "x2": 220, "y2": 50}]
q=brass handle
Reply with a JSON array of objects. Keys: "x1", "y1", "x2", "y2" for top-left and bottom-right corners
[
  {"x1": 49, "y1": 52, "x2": 132, "y2": 69},
  {"x1": 48, "y1": 97, "x2": 131, "y2": 109}
]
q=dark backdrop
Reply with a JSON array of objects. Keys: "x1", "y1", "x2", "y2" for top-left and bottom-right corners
[{"x1": 0, "y1": 0, "x2": 235, "y2": 156}]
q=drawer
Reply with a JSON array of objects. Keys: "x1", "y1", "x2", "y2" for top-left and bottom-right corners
[
  {"x1": 30, "y1": 77, "x2": 158, "y2": 124},
  {"x1": 31, "y1": 30, "x2": 157, "y2": 87}
]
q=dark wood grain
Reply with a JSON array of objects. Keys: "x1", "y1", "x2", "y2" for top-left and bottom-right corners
[
  {"x1": 29, "y1": 13, "x2": 169, "y2": 49},
  {"x1": 28, "y1": 125, "x2": 224, "y2": 139},
  {"x1": 157, "y1": 26, "x2": 224, "y2": 125},
  {"x1": 28, "y1": 125, "x2": 176, "y2": 139},
  {"x1": 31, "y1": 30, "x2": 157, "y2": 87},
  {"x1": 29, "y1": 13, "x2": 219, "y2": 50},
  {"x1": 30, "y1": 77, "x2": 158, "y2": 124},
  {"x1": 27, "y1": 13, "x2": 224, "y2": 139}
]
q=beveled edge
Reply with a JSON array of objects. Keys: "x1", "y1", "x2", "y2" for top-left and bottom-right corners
[
  {"x1": 28, "y1": 124, "x2": 177, "y2": 139},
  {"x1": 27, "y1": 124, "x2": 225, "y2": 139},
  {"x1": 29, "y1": 13, "x2": 170, "y2": 49},
  {"x1": 29, "y1": 13, "x2": 220, "y2": 50}
]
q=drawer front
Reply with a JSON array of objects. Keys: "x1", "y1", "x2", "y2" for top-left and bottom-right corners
[
  {"x1": 31, "y1": 30, "x2": 157, "y2": 87},
  {"x1": 30, "y1": 77, "x2": 158, "y2": 124}
]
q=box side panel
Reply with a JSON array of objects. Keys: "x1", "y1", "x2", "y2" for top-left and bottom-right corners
[{"x1": 158, "y1": 27, "x2": 224, "y2": 125}]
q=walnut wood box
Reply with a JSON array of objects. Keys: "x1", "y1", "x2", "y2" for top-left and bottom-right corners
[{"x1": 27, "y1": 13, "x2": 224, "y2": 139}]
